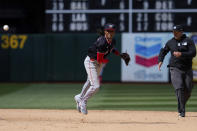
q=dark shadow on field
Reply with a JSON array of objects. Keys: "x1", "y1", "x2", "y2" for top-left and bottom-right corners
[{"x1": 0, "y1": 84, "x2": 28, "y2": 96}]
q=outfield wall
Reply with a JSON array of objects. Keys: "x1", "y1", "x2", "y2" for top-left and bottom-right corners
[
  {"x1": 0, "y1": 34, "x2": 121, "y2": 82},
  {"x1": 0, "y1": 33, "x2": 197, "y2": 82}
]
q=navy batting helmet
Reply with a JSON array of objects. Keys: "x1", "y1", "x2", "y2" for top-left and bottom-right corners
[{"x1": 104, "y1": 23, "x2": 116, "y2": 31}]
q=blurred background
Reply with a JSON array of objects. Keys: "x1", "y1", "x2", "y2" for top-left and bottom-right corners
[{"x1": 0, "y1": 0, "x2": 197, "y2": 83}]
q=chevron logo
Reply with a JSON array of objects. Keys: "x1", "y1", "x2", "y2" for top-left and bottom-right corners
[{"x1": 135, "y1": 36, "x2": 162, "y2": 67}]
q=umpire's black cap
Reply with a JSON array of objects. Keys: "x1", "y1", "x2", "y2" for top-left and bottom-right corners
[
  {"x1": 173, "y1": 25, "x2": 184, "y2": 32},
  {"x1": 104, "y1": 23, "x2": 116, "y2": 31}
]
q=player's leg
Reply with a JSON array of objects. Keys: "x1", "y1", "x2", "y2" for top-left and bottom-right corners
[
  {"x1": 79, "y1": 56, "x2": 97, "y2": 98},
  {"x1": 80, "y1": 57, "x2": 101, "y2": 114},
  {"x1": 83, "y1": 61, "x2": 103, "y2": 102},
  {"x1": 184, "y1": 69, "x2": 193, "y2": 105},
  {"x1": 74, "y1": 56, "x2": 91, "y2": 112},
  {"x1": 170, "y1": 67, "x2": 185, "y2": 117},
  {"x1": 83, "y1": 62, "x2": 102, "y2": 101},
  {"x1": 75, "y1": 80, "x2": 90, "y2": 99},
  {"x1": 74, "y1": 80, "x2": 90, "y2": 112}
]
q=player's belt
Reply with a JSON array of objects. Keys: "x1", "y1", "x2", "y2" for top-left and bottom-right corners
[{"x1": 90, "y1": 58, "x2": 95, "y2": 61}]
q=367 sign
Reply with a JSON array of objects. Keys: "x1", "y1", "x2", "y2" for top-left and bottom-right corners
[{"x1": 1, "y1": 35, "x2": 27, "y2": 49}]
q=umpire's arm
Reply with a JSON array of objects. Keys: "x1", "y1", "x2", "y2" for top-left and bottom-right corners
[
  {"x1": 158, "y1": 43, "x2": 170, "y2": 71},
  {"x1": 181, "y1": 39, "x2": 196, "y2": 57}
]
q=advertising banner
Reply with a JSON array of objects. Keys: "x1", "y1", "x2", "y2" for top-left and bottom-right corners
[
  {"x1": 190, "y1": 33, "x2": 197, "y2": 81},
  {"x1": 121, "y1": 33, "x2": 172, "y2": 82}
]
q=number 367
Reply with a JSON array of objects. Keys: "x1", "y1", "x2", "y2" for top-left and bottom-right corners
[{"x1": 1, "y1": 35, "x2": 27, "y2": 49}]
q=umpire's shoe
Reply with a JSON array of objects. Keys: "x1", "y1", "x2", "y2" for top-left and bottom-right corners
[
  {"x1": 80, "y1": 100, "x2": 88, "y2": 115},
  {"x1": 179, "y1": 112, "x2": 185, "y2": 117},
  {"x1": 74, "y1": 95, "x2": 81, "y2": 113}
]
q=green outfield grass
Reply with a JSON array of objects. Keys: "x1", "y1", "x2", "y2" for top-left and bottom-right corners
[{"x1": 0, "y1": 83, "x2": 196, "y2": 111}]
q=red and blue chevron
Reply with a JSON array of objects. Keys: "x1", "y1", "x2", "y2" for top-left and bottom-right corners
[{"x1": 135, "y1": 38, "x2": 161, "y2": 67}]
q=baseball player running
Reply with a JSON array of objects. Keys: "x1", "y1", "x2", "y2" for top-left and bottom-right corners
[{"x1": 74, "y1": 23, "x2": 130, "y2": 115}]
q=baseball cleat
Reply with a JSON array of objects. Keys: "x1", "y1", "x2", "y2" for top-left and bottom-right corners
[
  {"x1": 80, "y1": 101, "x2": 88, "y2": 115},
  {"x1": 74, "y1": 95, "x2": 81, "y2": 112},
  {"x1": 179, "y1": 112, "x2": 185, "y2": 117}
]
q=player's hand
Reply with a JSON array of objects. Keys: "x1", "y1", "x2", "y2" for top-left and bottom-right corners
[
  {"x1": 158, "y1": 62, "x2": 163, "y2": 71},
  {"x1": 173, "y1": 51, "x2": 182, "y2": 57}
]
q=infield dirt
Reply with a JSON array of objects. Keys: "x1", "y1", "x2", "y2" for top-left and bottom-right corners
[{"x1": 0, "y1": 109, "x2": 196, "y2": 131}]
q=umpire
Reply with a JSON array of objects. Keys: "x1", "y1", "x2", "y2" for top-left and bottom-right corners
[{"x1": 158, "y1": 25, "x2": 196, "y2": 117}]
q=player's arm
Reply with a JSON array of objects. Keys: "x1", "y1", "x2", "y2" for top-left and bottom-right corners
[
  {"x1": 111, "y1": 48, "x2": 120, "y2": 56},
  {"x1": 111, "y1": 48, "x2": 130, "y2": 66}
]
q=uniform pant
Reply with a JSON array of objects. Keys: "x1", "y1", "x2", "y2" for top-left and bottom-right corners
[
  {"x1": 79, "y1": 56, "x2": 103, "y2": 102},
  {"x1": 170, "y1": 67, "x2": 193, "y2": 114}
]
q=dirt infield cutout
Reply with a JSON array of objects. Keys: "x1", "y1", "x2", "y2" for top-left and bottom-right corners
[{"x1": 0, "y1": 109, "x2": 196, "y2": 131}]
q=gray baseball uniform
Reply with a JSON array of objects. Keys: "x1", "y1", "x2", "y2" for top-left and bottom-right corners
[
  {"x1": 77, "y1": 35, "x2": 117, "y2": 104},
  {"x1": 74, "y1": 23, "x2": 119, "y2": 114}
]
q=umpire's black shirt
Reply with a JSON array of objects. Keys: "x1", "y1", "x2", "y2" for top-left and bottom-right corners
[{"x1": 158, "y1": 34, "x2": 196, "y2": 71}]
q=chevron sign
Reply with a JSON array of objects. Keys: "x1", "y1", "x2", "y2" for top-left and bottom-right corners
[{"x1": 135, "y1": 36, "x2": 162, "y2": 67}]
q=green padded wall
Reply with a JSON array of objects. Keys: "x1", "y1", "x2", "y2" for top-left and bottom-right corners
[{"x1": 0, "y1": 34, "x2": 121, "y2": 82}]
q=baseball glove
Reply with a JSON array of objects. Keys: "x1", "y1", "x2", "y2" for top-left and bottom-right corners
[{"x1": 120, "y1": 53, "x2": 130, "y2": 66}]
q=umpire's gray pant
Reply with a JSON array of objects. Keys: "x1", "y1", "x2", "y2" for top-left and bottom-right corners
[{"x1": 170, "y1": 67, "x2": 193, "y2": 113}]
